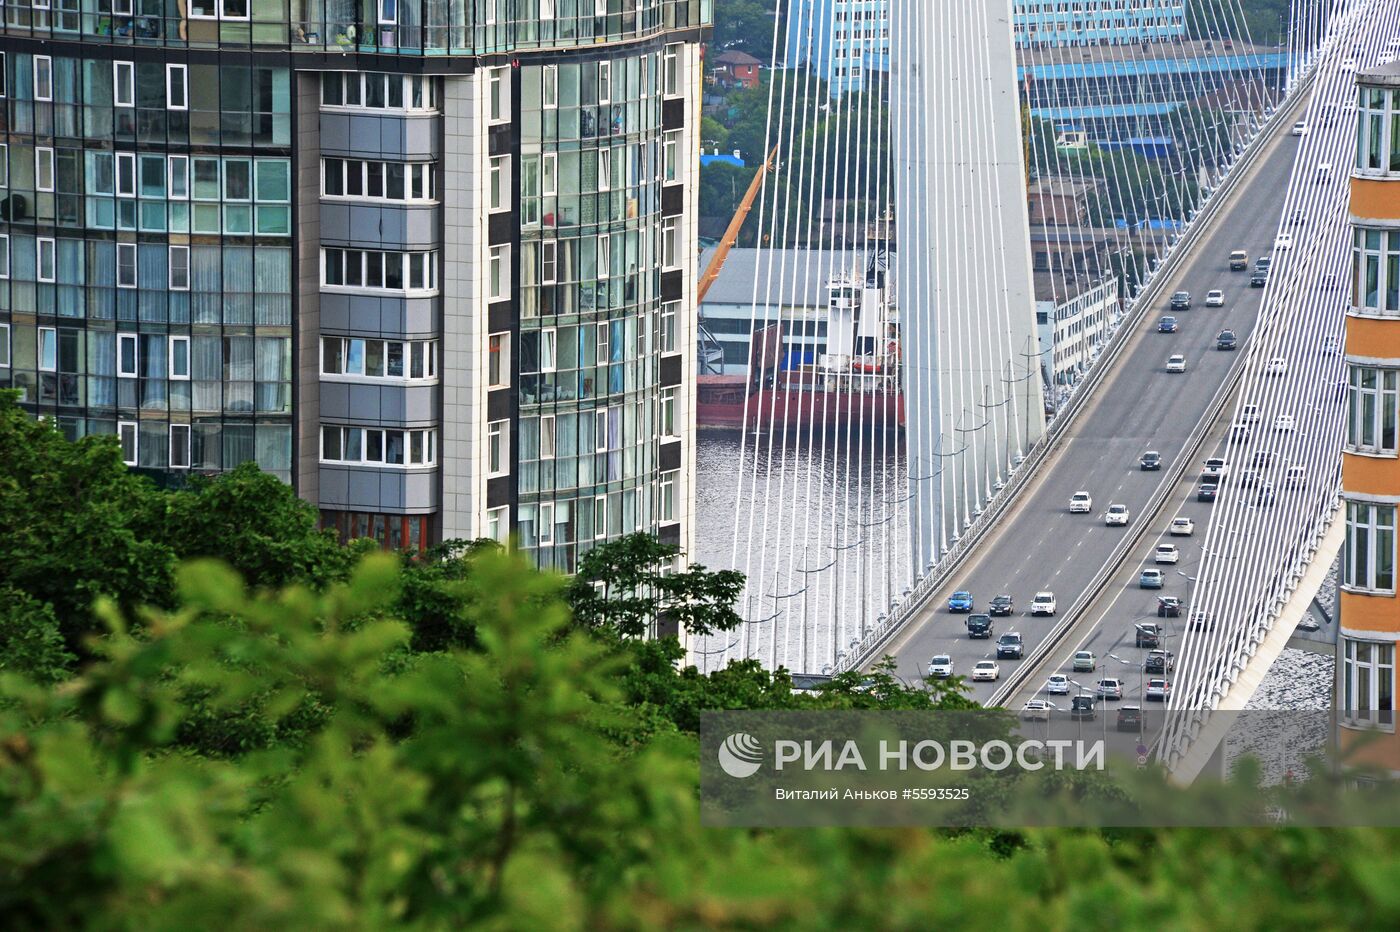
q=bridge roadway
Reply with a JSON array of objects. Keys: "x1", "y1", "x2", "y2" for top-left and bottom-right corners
[{"x1": 884, "y1": 102, "x2": 1307, "y2": 702}]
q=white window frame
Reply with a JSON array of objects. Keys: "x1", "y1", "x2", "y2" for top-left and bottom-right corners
[
  {"x1": 488, "y1": 245, "x2": 510, "y2": 301},
  {"x1": 593, "y1": 494, "x2": 608, "y2": 539},
  {"x1": 661, "y1": 217, "x2": 679, "y2": 269},
  {"x1": 538, "y1": 501, "x2": 555, "y2": 546},
  {"x1": 0, "y1": 143, "x2": 8, "y2": 187},
  {"x1": 114, "y1": 61, "x2": 135, "y2": 108},
  {"x1": 113, "y1": 0, "x2": 133, "y2": 15},
  {"x1": 541, "y1": 239, "x2": 558, "y2": 285},
  {"x1": 488, "y1": 67, "x2": 509, "y2": 124},
  {"x1": 542, "y1": 64, "x2": 559, "y2": 110},
  {"x1": 35, "y1": 147, "x2": 55, "y2": 193},
  {"x1": 488, "y1": 331, "x2": 510, "y2": 389},
  {"x1": 660, "y1": 300, "x2": 679, "y2": 353},
  {"x1": 488, "y1": 155, "x2": 509, "y2": 211},
  {"x1": 38, "y1": 326, "x2": 57, "y2": 372},
  {"x1": 487, "y1": 419, "x2": 509, "y2": 477},
  {"x1": 663, "y1": 44, "x2": 680, "y2": 98},
  {"x1": 542, "y1": 152, "x2": 558, "y2": 196},
  {"x1": 36, "y1": 237, "x2": 56, "y2": 283},
  {"x1": 116, "y1": 153, "x2": 137, "y2": 197},
  {"x1": 0, "y1": 234, "x2": 7, "y2": 280},
  {"x1": 190, "y1": 0, "x2": 250, "y2": 21},
  {"x1": 541, "y1": 327, "x2": 557, "y2": 373},
  {"x1": 487, "y1": 505, "x2": 510, "y2": 544},
  {"x1": 166, "y1": 64, "x2": 188, "y2": 111},
  {"x1": 118, "y1": 421, "x2": 139, "y2": 466},
  {"x1": 116, "y1": 243, "x2": 138, "y2": 288},
  {"x1": 169, "y1": 424, "x2": 191, "y2": 470},
  {"x1": 1344, "y1": 500, "x2": 1398, "y2": 594},
  {"x1": 540, "y1": 413, "x2": 556, "y2": 460},
  {"x1": 0, "y1": 322, "x2": 9, "y2": 368},
  {"x1": 167, "y1": 155, "x2": 189, "y2": 200},
  {"x1": 168, "y1": 245, "x2": 190, "y2": 291},
  {"x1": 598, "y1": 61, "x2": 612, "y2": 104},
  {"x1": 169, "y1": 335, "x2": 191, "y2": 380},
  {"x1": 117, "y1": 333, "x2": 139, "y2": 378},
  {"x1": 660, "y1": 470, "x2": 678, "y2": 523},
  {"x1": 1341, "y1": 638, "x2": 1396, "y2": 729},
  {"x1": 34, "y1": 56, "x2": 53, "y2": 103},
  {"x1": 597, "y1": 233, "x2": 611, "y2": 279},
  {"x1": 598, "y1": 148, "x2": 611, "y2": 192},
  {"x1": 594, "y1": 408, "x2": 608, "y2": 453},
  {"x1": 1347, "y1": 365, "x2": 1400, "y2": 455},
  {"x1": 594, "y1": 0, "x2": 607, "y2": 16},
  {"x1": 659, "y1": 387, "x2": 677, "y2": 438}
]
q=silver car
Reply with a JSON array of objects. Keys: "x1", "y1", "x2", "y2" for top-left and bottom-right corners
[{"x1": 926, "y1": 655, "x2": 954, "y2": 679}]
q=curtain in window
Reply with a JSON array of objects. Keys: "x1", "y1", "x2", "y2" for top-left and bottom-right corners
[
  {"x1": 225, "y1": 336, "x2": 255, "y2": 413},
  {"x1": 138, "y1": 422, "x2": 168, "y2": 470},
  {"x1": 53, "y1": 58, "x2": 81, "y2": 137},
  {"x1": 192, "y1": 422, "x2": 222, "y2": 470},
  {"x1": 191, "y1": 336, "x2": 222, "y2": 412},
  {"x1": 254, "y1": 247, "x2": 292, "y2": 325},
  {"x1": 222, "y1": 424, "x2": 256, "y2": 469},
  {"x1": 139, "y1": 244, "x2": 169, "y2": 323},
  {"x1": 223, "y1": 246, "x2": 254, "y2": 325},
  {"x1": 86, "y1": 331, "x2": 116, "y2": 407},
  {"x1": 255, "y1": 336, "x2": 291, "y2": 413},
  {"x1": 191, "y1": 245, "x2": 222, "y2": 324},
  {"x1": 256, "y1": 424, "x2": 292, "y2": 477},
  {"x1": 56, "y1": 239, "x2": 84, "y2": 319}
]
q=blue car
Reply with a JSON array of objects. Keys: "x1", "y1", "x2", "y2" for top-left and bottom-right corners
[
  {"x1": 1139, "y1": 569, "x2": 1165, "y2": 589},
  {"x1": 948, "y1": 590, "x2": 974, "y2": 613}
]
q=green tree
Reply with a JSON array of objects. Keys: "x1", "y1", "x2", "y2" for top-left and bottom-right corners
[{"x1": 0, "y1": 587, "x2": 77, "y2": 683}]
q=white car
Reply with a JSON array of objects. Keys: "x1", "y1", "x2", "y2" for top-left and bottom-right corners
[
  {"x1": 1069, "y1": 491, "x2": 1093, "y2": 513},
  {"x1": 1020, "y1": 699, "x2": 1053, "y2": 722},
  {"x1": 1155, "y1": 543, "x2": 1180, "y2": 564},
  {"x1": 1275, "y1": 233, "x2": 1293, "y2": 249},
  {"x1": 1318, "y1": 162, "x2": 1334, "y2": 183},
  {"x1": 1286, "y1": 465, "x2": 1306, "y2": 487},
  {"x1": 1105, "y1": 504, "x2": 1130, "y2": 527},
  {"x1": 1275, "y1": 413, "x2": 1296, "y2": 432},
  {"x1": 1146, "y1": 678, "x2": 1171, "y2": 701},
  {"x1": 1341, "y1": 58, "x2": 1357, "y2": 71},
  {"x1": 1046, "y1": 674, "x2": 1071, "y2": 695},
  {"x1": 1205, "y1": 289, "x2": 1225, "y2": 307},
  {"x1": 1169, "y1": 517, "x2": 1195, "y2": 536},
  {"x1": 1166, "y1": 354, "x2": 1187, "y2": 373},
  {"x1": 1266, "y1": 356, "x2": 1288, "y2": 376},
  {"x1": 1291, "y1": 120, "x2": 1308, "y2": 136},
  {"x1": 1321, "y1": 335, "x2": 1340, "y2": 354},
  {"x1": 972, "y1": 660, "x2": 1001, "y2": 682},
  {"x1": 1240, "y1": 403, "x2": 1261, "y2": 423},
  {"x1": 926, "y1": 654, "x2": 953, "y2": 678},
  {"x1": 1031, "y1": 592, "x2": 1057, "y2": 616},
  {"x1": 1096, "y1": 678, "x2": 1124, "y2": 700},
  {"x1": 1203, "y1": 457, "x2": 1228, "y2": 479}
]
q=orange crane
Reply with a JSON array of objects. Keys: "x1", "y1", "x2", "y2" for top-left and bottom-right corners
[{"x1": 696, "y1": 144, "x2": 779, "y2": 303}]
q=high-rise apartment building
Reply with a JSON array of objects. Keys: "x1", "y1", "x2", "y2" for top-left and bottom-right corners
[
  {"x1": 1340, "y1": 63, "x2": 1400, "y2": 728},
  {"x1": 0, "y1": 2, "x2": 709, "y2": 573},
  {"x1": 1012, "y1": 0, "x2": 1185, "y2": 48}
]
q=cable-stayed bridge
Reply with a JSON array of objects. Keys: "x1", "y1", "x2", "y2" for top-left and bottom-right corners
[{"x1": 694, "y1": 0, "x2": 1393, "y2": 755}]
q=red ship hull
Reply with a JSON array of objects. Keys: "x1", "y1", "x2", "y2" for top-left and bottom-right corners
[{"x1": 697, "y1": 375, "x2": 905, "y2": 432}]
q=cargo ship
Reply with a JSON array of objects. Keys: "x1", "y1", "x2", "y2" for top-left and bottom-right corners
[{"x1": 696, "y1": 253, "x2": 904, "y2": 432}]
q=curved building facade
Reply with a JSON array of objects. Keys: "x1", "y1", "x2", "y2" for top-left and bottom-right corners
[{"x1": 0, "y1": 1, "x2": 708, "y2": 573}]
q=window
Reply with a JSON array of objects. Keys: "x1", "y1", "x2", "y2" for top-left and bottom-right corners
[
  {"x1": 167, "y1": 65, "x2": 188, "y2": 110},
  {"x1": 541, "y1": 328, "x2": 557, "y2": 372},
  {"x1": 113, "y1": 0, "x2": 133, "y2": 12},
  {"x1": 35, "y1": 148, "x2": 55, "y2": 193},
  {"x1": 660, "y1": 470, "x2": 678, "y2": 523},
  {"x1": 0, "y1": 53, "x2": 5, "y2": 99},
  {"x1": 663, "y1": 130, "x2": 681, "y2": 181},
  {"x1": 170, "y1": 425, "x2": 191, "y2": 470},
  {"x1": 1342, "y1": 639, "x2": 1396, "y2": 727},
  {"x1": 116, "y1": 153, "x2": 136, "y2": 197},
  {"x1": 598, "y1": 148, "x2": 611, "y2": 192},
  {"x1": 190, "y1": 0, "x2": 249, "y2": 20},
  {"x1": 540, "y1": 414, "x2": 556, "y2": 459},
  {"x1": 596, "y1": 322, "x2": 610, "y2": 366},
  {"x1": 488, "y1": 246, "x2": 509, "y2": 300},
  {"x1": 168, "y1": 156, "x2": 189, "y2": 200},
  {"x1": 1348, "y1": 366, "x2": 1400, "y2": 453},
  {"x1": 34, "y1": 56, "x2": 53, "y2": 102},
  {"x1": 542, "y1": 152, "x2": 558, "y2": 196},
  {"x1": 663, "y1": 44, "x2": 680, "y2": 97},
  {"x1": 118, "y1": 421, "x2": 138, "y2": 466},
  {"x1": 541, "y1": 240, "x2": 558, "y2": 284},
  {"x1": 661, "y1": 301, "x2": 679, "y2": 353},
  {"x1": 595, "y1": 0, "x2": 607, "y2": 15},
  {"x1": 1345, "y1": 500, "x2": 1397, "y2": 593},
  {"x1": 321, "y1": 73, "x2": 435, "y2": 112},
  {"x1": 489, "y1": 156, "x2": 509, "y2": 211},
  {"x1": 321, "y1": 158, "x2": 434, "y2": 203},
  {"x1": 487, "y1": 506, "x2": 510, "y2": 544},
  {"x1": 322, "y1": 249, "x2": 437, "y2": 293},
  {"x1": 161, "y1": 245, "x2": 190, "y2": 291},
  {"x1": 169, "y1": 336, "x2": 190, "y2": 380},
  {"x1": 0, "y1": 235, "x2": 6, "y2": 279},
  {"x1": 542, "y1": 65, "x2": 558, "y2": 109},
  {"x1": 661, "y1": 218, "x2": 679, "y2": 269},
  {"x1": 116, "y1": 243, "x2": 137, "y2": 288},
  {"x1": 598, "y1": 61, "x2": 612, "y2": 104},
  {"x1": 117, "y1": 334, "x2": 138, "y2": 378},
  {"x1": 597, "y1": 233, "x2": 611, "y2": 278},
  {"x1": 322, "y1": 337, "x2": 438, "y2": 380},
  {"x1": 594, "y1": 409, "x2": 608, "y2": 452},
  {"x1": 659, "y1": 388, "x2": 677, "y2": 437},
  {"x1": 488, "y1": 67, "x2": 509, "y2": 123},
  {"x1": 321, "y1": 426, "x2": 437, "y2": 466},
  {"x1": 539, "y1": 502, "x2": 555, "y2": 546},
  {"x1": 37, "y1": 238, "x2": 56, "y2": 283},
  {"x1": 38, "y1": 327, "x2": 57, "y2": 372},
  {"x1": 0, "y1": 144, "x2": 7, "y2": 187},
  {"x1": 593, "y1": 495, "x2": 607, "y2": 539},
  {"x1": 488, "y1": 420, "x2": 509, "y2": 476},
  {"x1": 114, "y1": 61, "x2": 135, "y2": 107},
  {"x1": 488, "y1": 332, "x2": 510, "y2": 388}
]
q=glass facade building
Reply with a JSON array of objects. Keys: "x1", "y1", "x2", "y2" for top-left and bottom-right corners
[{"x1": 1, "y1": 0, "x2": 707, "y2": 571}]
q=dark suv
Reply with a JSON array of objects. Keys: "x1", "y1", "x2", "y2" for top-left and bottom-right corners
[
  {"x1": 1217, "y1": 329, "x2": 1238, "y2": 350},
  {"x1": 966, "y1": 614, "x2": 993, "y2": 639},
  {"x1": 1170, "y1": 291, "x2": 1191, "y2": 310},
  {"x1": 1071, "y1": 695, "x2": 1097, "y2": 720},
  {"x1": 1116, "y1": 706, "x2": 1144, "y2": 733},
  {"x1": 1144, "y1": 650, "x2": 1175, "y2": 675},
  {"x1": 996, "y1": 632, "x2": 1024, "y2": 660},
  {"x1": 989, "y1": 594, "x2": 1014, "y2": 616},
  {"x1": 1140, "y1": 450, "x2": 1162, "y2": 471}
]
